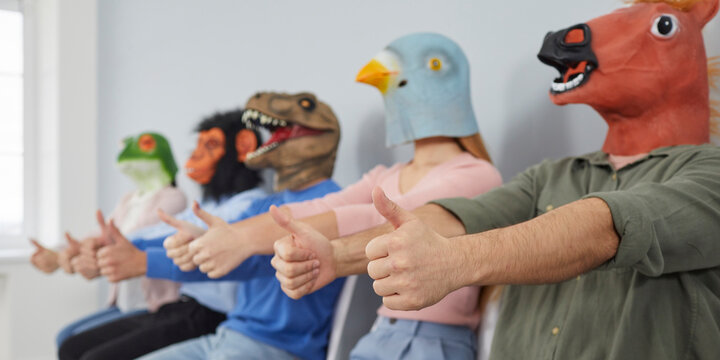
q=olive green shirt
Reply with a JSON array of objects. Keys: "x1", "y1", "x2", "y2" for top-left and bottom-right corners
[{"x1": 434, "y1": 144, "x2": 720, "y2": 360}]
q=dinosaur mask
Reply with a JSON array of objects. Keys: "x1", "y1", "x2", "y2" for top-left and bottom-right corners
[
  {"x1": 241, "y1": 92, "x2": 340, "y2": 191},
  {"x1": 538, "y1": 0, "x2": 719, "y2": 155},
  {"x1": 117, "y1": 132, "x2": 178, "y2": 193},
  {"x1": 355, "y1": 33, "x2": 480, "y2": 148}
]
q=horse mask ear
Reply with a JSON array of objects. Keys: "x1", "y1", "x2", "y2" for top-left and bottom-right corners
[
  {"x1": 691, "y1": 0, "x2": 719, "y2": 27},
  {"x1": 235, "y1": 129, "x2": 258, "y2": 162}
]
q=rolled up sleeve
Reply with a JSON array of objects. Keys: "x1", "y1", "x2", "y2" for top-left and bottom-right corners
[
  {"x1": 433, "y1": 165, "x2": 538, "y2": 234},
  {"x1": 586, "y1": 153, "x2": 720, "y2": 276}
]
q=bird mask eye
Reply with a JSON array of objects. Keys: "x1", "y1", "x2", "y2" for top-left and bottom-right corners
[{"x1": 429, "y1": 58, "x2": 442, "y2": 71}]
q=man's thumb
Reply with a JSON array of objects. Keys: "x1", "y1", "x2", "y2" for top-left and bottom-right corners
[{"x1": 372, "y1": 187, "x2": 415, "y2": 229}]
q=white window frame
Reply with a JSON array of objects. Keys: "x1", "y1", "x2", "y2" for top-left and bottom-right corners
[
  {"x1": 0, "y1": 0, "x2": 98, "y2": 256},
  {"x1": 0, "y1": 0, "x2": 34, "y2": 252}
]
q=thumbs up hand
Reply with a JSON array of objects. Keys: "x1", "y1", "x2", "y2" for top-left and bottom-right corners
[
  {"x1": 72, "y1": 236, "x2": 102, "y2": 280},
  {"x1": 365, "y1": 187, "x2": 460, "y2": 311},
  {"x1": 29, "y1": 239, "x2": 60, "y2": 274},
  {"x1": 270, "y1": 205, "x2": 334, "y2": 299},
  {"x1": 97, "y1": 220, "x2": 147, "y2": 282},
  {"x1": 160, "y1": 207, "x2": 206, "y2": 271},
  {"x1": 58, "y1": 232, "x2": 82, "y2": 274},
  {"x1": 94, "y1": 210, "x2": 113, "y2": 247},
  {"x1": 188, "y1": 202, "x2": 255, "y2": 278}
]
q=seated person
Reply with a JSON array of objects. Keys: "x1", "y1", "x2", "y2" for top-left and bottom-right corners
[
  {"x1": 167, "y1": 33, "x2": 503, "y2": 359},
  {"x1": 273, "y1": 2, "x2": 720, "y2": 359},
  {"x1": 57, "y1": 109, "x2": 265, "y2": 360},
  {"x1": 30, "y1": 132, "x2": 187, "y2": 347},
  {"x1": 72, "y1": 92, "x2": 345, "y2": 360}
]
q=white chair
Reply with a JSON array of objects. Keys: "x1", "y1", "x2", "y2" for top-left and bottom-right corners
[{"x1": 326, "y1": 274, "x2": 383, "y2": 360}]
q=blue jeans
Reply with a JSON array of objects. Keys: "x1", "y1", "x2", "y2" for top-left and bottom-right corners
[
  {"x1": 137, "y1": 327, "x2": 295, "y2": 360},
  {"x1": 350, "y1": 316, "x2": 478, "y2": 360},
  {"x1": 55, "y1": 306, "x2": 147, "y2": 347}
]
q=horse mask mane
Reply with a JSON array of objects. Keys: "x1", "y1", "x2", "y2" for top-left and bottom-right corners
[
  {"x1": 185, "y1": 110, "x2": 262, "y2": 202},
  {"x1": 538, "y1": 0, "x2": 719, "y2": 154}
]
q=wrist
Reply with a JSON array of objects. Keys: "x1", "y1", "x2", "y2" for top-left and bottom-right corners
[
  {"x1": 242, "y1": 228, "x2": 264, "y2": 256},
  {"x1": 451, "y1": 233, "x2": 491, "y2": 288},
  {"x1": 137, "y1": 251, "x2": 148, "y2": 276},
  {"x1": 329, "y1": 241, "x2": 344, "y2": 278}
]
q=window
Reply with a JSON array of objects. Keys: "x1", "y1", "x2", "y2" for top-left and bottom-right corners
[{"x1": 0, "y1": 3, "x2": 24, "y2": 242}]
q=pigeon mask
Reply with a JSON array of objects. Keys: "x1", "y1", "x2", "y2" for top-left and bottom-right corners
[{"x1": 356, "y1": 33, "x2": 480, "y2": 147}]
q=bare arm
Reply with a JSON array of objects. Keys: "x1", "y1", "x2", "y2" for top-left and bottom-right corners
[
  {"x1": 229, "y1": 208, "x2": 340, "y2": 255},
  {"x1": 186, "y1": 204, "x2": 340, "y2": 278},
  {"x1": 270, "y1": 201, "x2": 467, "y2": 299},
  {"x1": 333, "y1": 203, "x2": 466, "y2": 277},
  {"x1": 455, "y1": 198, "x2": 618, "y2": 286},
  {"x1": 367, "y1": 196, "x2": 620, "y2": 310}
]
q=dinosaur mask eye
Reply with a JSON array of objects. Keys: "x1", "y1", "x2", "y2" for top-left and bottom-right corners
[
  {"x1": 429, "y1": 58, "x2": 442, "y2": 71},
  {"x1": 651, "y1": 14, "x2": 678, "y2": 39},
  {"x1": 298, "y1": 98, "x2": 316, "y2": 111}
]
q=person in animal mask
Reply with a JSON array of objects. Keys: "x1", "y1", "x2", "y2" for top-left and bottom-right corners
[
  {"x1": 94, "y1": 92, "x2": 344, "y2": 360},
  {"x1": 275, "y1": 1, "x2": 720, "y2": 360},
  {"x1": 164, "y1": 33, "x2": 503, "y2": 359},
  {"x1": 57, "y1": 110, "x2": 267, "y2": 360},
  {"x1": 47, "y1": 132, "x2": 187, "y2": 347}
]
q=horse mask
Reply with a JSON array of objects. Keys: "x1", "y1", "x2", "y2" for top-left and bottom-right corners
[{"x1": 538, "y1": 0, "x2": 719, "y2": 155}]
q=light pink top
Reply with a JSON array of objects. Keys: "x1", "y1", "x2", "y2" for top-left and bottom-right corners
[
  {"x1": 286, "y1": 152, "x2": 502, "y2": 330},
  {"x1": 107, "y1": 185, "x2": 187, "y2": 312}
]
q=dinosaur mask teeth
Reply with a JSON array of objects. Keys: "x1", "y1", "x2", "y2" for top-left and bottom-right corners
[
  {"x1": 245, "y1": 141, "x2": 280, "y2": 161},
  {"x1": 241, "y1": 110, "x2": 290, "y2": 129},
  {"x1": 242, "y1": 108, "x2": 327, "y2": 160}
]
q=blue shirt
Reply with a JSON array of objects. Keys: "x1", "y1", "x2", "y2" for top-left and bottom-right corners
[
  {"x1": 147, "y1": 180, "x2": 345, "y2": 360},
  {"x1": 130, "y1": 188, "x2": 267, "y2": 313}
]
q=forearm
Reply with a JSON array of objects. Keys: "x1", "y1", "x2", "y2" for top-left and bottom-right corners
[
  {"x1": 458, "y1": 198, "x2": 619, "y2": 286},
  {"x1": 333, "y1": 204, "x2": 465, "y2": 277},
  {"x1": 414, "y1": 204, "x2": 467, "y2": 237},
  {"x1": 333, "y1": 222, "x2": 393, "y2": 277},
  {"x1": 232, "y1": 210, "x2": 339, "y2": 255}
]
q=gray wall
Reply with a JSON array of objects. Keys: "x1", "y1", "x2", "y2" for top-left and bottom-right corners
[{"x1": 97, "y1": 0, "x2": 720, "y2": 212}]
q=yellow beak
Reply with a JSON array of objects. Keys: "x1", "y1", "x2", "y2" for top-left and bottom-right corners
[{"x1": 356, "y1": 59, "x2": 395, "y2": 94}]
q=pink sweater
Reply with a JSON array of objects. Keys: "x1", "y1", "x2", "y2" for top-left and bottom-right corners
[{"x1": 286, "y1": 152, "x2": 502, "y2": 330}]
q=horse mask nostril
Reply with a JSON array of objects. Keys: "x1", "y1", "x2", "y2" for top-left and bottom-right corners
[
  {"x1": 564, "y1": 28, "x2": 585, "y2": 44},
  {"x1": 537, "y1": 23, "x2": 598, "y2": 72}
]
